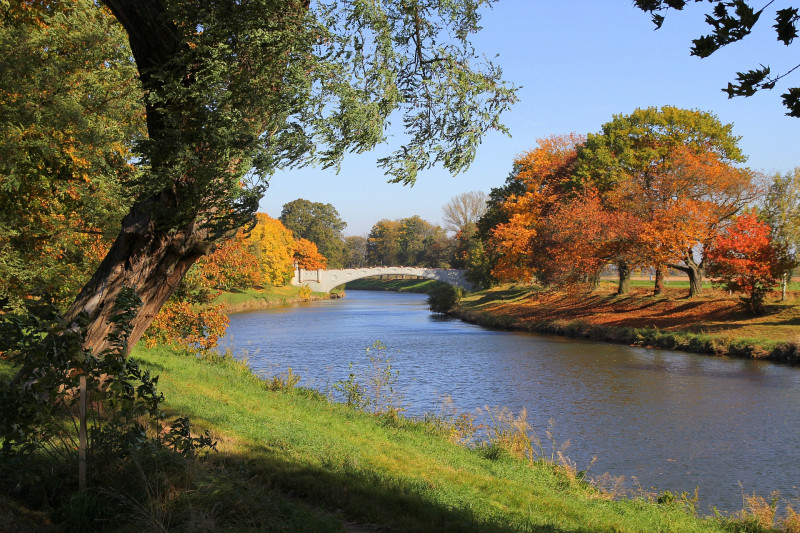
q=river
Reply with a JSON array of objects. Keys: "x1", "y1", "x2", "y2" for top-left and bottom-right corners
[{"x1": 221, "y1": 290, "x2": 800, "y2": 514}]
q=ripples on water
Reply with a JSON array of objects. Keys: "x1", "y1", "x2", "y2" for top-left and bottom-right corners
[{"x1": 222, "y1": 290, "x2": 800, "y2": 514}]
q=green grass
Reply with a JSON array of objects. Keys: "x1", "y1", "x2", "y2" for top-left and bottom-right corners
[
  {"x1": 126, "y1": 344, "x2": 746, "y2": 532},
  {"x1": 0, "y1": 358, "x2": 14, "y2": 380},
  {"x1": 212, "y1": 285, "x2": 331, "y2": 312},
  {"x1": 344, "y1": 276, "x2": 442, "y2": 293}
]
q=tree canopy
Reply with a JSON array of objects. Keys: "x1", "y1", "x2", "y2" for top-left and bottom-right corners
[
  {"x1": 475, "y1": 108, "x2": 757, "y2": 297},
  {"x1": 279, "y1": 199, "x2": 347, "y2": 268},
  {"x1": 0, "y1": 0, "x2": 144, "y2": 308},
  {"x1": 53, "y1": 0, "x2": 516, "y2": 352},
  {"x1": 574, "y1": 106, "x2": 754, "y2": 296}
]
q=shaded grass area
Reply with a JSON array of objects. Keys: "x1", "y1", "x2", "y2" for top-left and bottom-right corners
[
  {"x1": 0, "y1": 358, "x2": 14, "y2": 380},
  {"x1": 117, "y1": 345, "x2": 741, "y2": 532},
  {"x1": 455, "y1": 285, "x2": 800, "y2": 364},
  {"x1": 344, "y1": 276, "x2": 442, "y2": 293}
]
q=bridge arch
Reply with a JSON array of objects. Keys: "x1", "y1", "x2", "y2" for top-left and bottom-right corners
[{"x1": 291, "y1": 266, "x2": 473, "y2": 293}]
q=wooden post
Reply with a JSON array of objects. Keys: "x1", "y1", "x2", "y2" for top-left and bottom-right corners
[{"x1": 79, "y1": 374, "x2": 87, "y2": 492}]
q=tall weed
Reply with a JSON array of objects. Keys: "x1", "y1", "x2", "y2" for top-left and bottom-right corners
[{"x1": 332, "y1": 341, "x2": 403, "y2": 414}]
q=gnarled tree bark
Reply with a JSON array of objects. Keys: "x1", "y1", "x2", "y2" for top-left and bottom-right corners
[{"x1": 669, "y1": 249, "x2": 704, "y2": 298}]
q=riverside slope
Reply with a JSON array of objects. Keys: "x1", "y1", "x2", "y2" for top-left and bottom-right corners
[{"x1": 452, "y1": 284, "x2": 800, "y2": 364}]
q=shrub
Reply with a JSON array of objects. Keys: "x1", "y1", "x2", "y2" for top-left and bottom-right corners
[
  {"x1": 0, "y1": 288, "x2": 215, "y2": 517},
  {"x1": 427, "y1": 284, "x2": 463, "y2": 313}
]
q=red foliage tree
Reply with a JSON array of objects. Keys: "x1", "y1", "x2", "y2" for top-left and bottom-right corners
[{"x1": 706, "y1": 212, "x2": 788, "y2": 314}]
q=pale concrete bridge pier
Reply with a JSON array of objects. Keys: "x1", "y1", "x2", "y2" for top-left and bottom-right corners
[{"x1": 290, "y1": 266, "x2": 474, "y2": 293}]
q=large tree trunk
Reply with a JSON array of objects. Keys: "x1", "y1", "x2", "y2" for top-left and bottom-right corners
[
  {"x1": 670, "y1": 250, "x2": 704, "y2": 298},
  {"x1": 653, "y1": 264, "x2": 666, "y2": 296},
  {"x1": 617, "y1": 261, "x2": 631, "y2": 295},
  {"x1": 63, "y1": 1, "x2": 308, "y2": 354},
  {"x1": 65, "y1": 196, "x2": 211, "y2": 353},
  {"x1": 62, "y1": 1, "x2": 197, "y2": 354}
]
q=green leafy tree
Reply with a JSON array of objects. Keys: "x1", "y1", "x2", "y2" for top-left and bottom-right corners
[
  {"x1": 761, "y1": 167, "x2": 800, "y2": 298},
  {"x1": 397, "y1": 215, "x2": 447, "y2": 266},
  {"x1": 634, "y1": 0, "x2": 800, "y2": 116},
  {"x1": 367, "y1": 219, "x2": 402, "y2": 266},
  {"x1": 0, "y1": 0, "x2": 144, "y2": 309},
  {"x1": 344, "y1": 235, "x2": 368, "y2": 268},
  {"x1": 280, "y1": 199, "x2": 347, "y2": 268},
  {"x1": 367, "y1": 216, "x2": 449, "y2": 267},
  {"x1": 57, "y1": 0, "x2": 516, "y2": 353}
]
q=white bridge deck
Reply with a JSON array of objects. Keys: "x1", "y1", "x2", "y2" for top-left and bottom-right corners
[{"x1": 290, "y1": 266, "x2": 473, "y2": 293}]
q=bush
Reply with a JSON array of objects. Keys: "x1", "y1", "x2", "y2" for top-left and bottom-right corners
[
  {"x1": 427, "y1": 284, "x2": 463, "y2": 313},
  {"x1": 0, "y1": 288, "x2": 215, "y2": 519}
]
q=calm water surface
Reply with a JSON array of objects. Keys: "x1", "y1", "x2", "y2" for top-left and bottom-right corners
[{"x1": 222, "y1": 290, "x2": 800, "y2": 513}]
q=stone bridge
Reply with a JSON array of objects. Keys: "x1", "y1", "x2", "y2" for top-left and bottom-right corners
[{"x1": 290, "y1": 266, "x2": 473, "y2": 293}]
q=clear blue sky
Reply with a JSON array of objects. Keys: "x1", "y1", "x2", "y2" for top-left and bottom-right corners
[{"x1": 259, "y1": 0, "x2": 799, "y2": 236}]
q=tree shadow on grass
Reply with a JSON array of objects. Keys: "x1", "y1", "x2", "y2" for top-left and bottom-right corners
[
  {"x1": 468, "y1": 287, "x2": 533, "y2": 307},
  {"x1": 210, "y1": 444, "x2": 578, "y2": 533}
]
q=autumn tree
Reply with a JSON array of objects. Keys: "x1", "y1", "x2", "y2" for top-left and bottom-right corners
[
  {"x1": 144, "y1": 213, "x2": 298, "y2": 349},
  {"x1": 574, "y1": 106, "x2": 754, "y2": 297},
  {"x1": 248, "y1": 214, "x2": 296, "y2": 286},
  {"x1": 467, "y1": 170, "x2": 527, "y2": 286},
  {"x1": 293, "y1": 238, "x2": 327, "y2": 270},
  {"x1": 634, "y1": 1, "x2": 800, "y2": 116},
  {"x1": 706, "y1": 211, "x2": 789, "y2": 314},
  {"x1": 0, "y1": 0, "x2": 143, "y2": 308},
  {"x1": 441, "y1": 191, "x2": 488, "y2": 234},
  {"x1": 476, "y1": 171, "x2": 527, "y2": 241},
  {"x1": 53, "y1": 0, "x2": 516, "y2": 355},
  {"x1": 531, "y1": 190, "x2": 634, "y2": 288},
  {"x1": 488, "y1": 134, "x2": 585, "y2": 284}
]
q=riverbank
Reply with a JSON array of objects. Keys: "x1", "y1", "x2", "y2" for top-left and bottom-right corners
[
  {"x1": 212, "y1": 285, "x2": 338, "y2": 314},
  {"x1": 3, "y1": 308, "x2": 798, "y2": 530},
  {"x1": 21, "y1": 344, "x2": 773, "y2": 531},
  {"x1": 344, "y1": 276, "x2": 440, "y2": 293},
  {"x1": 453, "y1": 284, "x2": 800, "y2": 364}
]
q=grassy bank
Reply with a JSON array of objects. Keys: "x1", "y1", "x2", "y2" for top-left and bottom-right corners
[
  {"x1": 344, "y1": 276, "x2": 441, "y2": 293},
  {"x1": 212, "y1": 285, "x2": 335, "y2": 313},
  {"x1": 453, "y1": 284, "x2": 800, "y2": 364},
  {"x1": 3, "y1": 343, "x2": 796, "y2": 530},
  {"x1": 115, "y1": 345, "x2": 776, "y2": 531}
]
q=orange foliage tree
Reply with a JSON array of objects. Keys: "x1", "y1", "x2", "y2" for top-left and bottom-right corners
[
  {"x1": 144, "y1": 213, "x2": 298, "y2": 350},
  {"x1": 525, "y1": 190, "x2": 636, "y2": 288},
  {"x1": 488, "y1": 134, "x2": 585, "y2": 283},
  {"x1": 607, "y1": 146, "x2": 757, "y2": 295},
  {"x1": 706, "y1": 212, "x2": 789, "y2": 315},
  {"x1": 293, "y1": 238, "x2": 328, "y2": 270},
  {"x1": 574, "y1": 106, "x2": 752, "y2": 296}
]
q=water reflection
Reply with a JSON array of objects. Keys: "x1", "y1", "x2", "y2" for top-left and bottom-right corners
[{"x1": 222, "y1": 290, "x2": 800, "y2": 513}]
